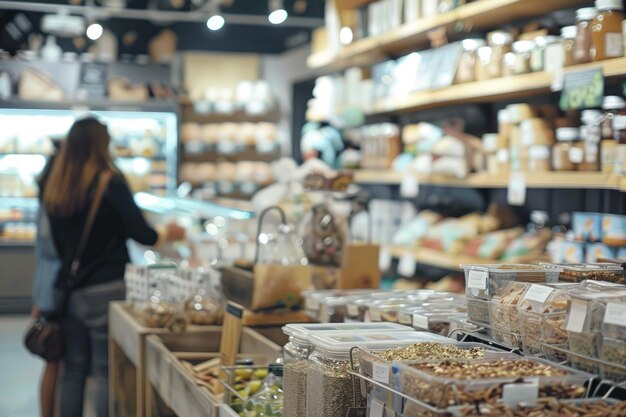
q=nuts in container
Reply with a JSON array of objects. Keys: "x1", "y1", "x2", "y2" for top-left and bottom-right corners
[
  {"x1": 452, "y1": 399, "x2": 626, "y2": 417},
  {"x1": 549, "y1": 263, "x2": 626, "y2": 284},
  {"x1": 489, "y1": 281, "x2": 529, "y2": 347},
  {"x1": 393, "y1": 358, "x2": 590, "y2": 411}
]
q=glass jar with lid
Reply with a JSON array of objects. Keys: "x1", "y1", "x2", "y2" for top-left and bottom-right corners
[
  {"x1": 613, "y1": 114, "x2": 626, "y2": 143},
  {"x1": 601, "y1": 95, "x2": 626, "y2": 139},
  {"x1": 581, "y1": 109, "x2": 603, "y2": 143},
  {"x1": 283, "y1": 333, "x2": 311, "y2": 417},
  {"x1": 528, "y1": 145, "x2": 551, "y2": 172},
  {"x1": 574, "y1": 7, "x2": 599, "y2": 64},
  {"x1": 487, "y1": 31, "x2": 513, "y2": 78},
  {"x1": 530, "y1": 36, "x2": 560, "y2": 72},
  {"x1": 511, "y1": 40, "x2": 534, "y2": 75},
  {"x1": 455, "y1": 38, "x2": 486, "y2": 83},
  {"x1": 545, "y1": 36, "x2": 566, "y2": 72},
  {"x1": 561, "y1": 25, "x2": 577, "y2": 67},
  {"x1": 475, "y1": 46, "x2": 493, "y2": 81},
  {"x1": 553, "y1": 127, "x2": 578, "y2": 171},
  {"x1": 591, "y1": 0, "x2": 624, "y2": 61}
]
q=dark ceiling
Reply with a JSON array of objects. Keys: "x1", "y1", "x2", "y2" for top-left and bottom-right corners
[{"x1": 0, "y1": 0, "x2": 325, "y2": 55}]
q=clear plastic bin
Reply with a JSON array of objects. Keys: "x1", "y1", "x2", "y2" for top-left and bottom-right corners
[
  {"x1": 599, "y1": 336, "x2": 626, "y2": 382},
  {"x1": 411, "y1": 311, "x2": 467, "y2": 336},
  {"x1": 467, "y1": 298, "x2": 490, "y2": 325},
  {"x1": 547, "y1": 263, "x2": 626, "y2": 284},
  {"x1": 541, "y1": 311, "x2": 569, "y2": 362},
  {"x1": 446, "y1": 398, "x2": 624, "y2": 417},
  {"x1": 600, "y1": 300, "x2": 626, "y2": 341},
  {"x1": 302, "y1": 289, "x2": 377, "y2": 321},
  {"x1": 392, "y1": 357, "x2": 592, "y2": 411}
]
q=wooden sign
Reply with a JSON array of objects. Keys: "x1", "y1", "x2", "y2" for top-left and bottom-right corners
[{"x1": 219, "y1": 301, "x2": 244, "y2": 367}]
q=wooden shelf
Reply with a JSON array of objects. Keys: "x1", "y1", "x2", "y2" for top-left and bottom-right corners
[
  {"x1": 308, "y1": 0, "x2": 589, "y2": 72},
  {"x1": 369, "y1": 57, "x2": 626, "y2": 115},
  {"x1": 387, "y1": 245, "x2": 498, "y2": 270},
  {"x1": 354, "y1": 170, "x2": 626, "y2": 191}
]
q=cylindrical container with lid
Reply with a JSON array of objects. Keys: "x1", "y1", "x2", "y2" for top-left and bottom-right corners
[
  {"x1": 574, "y1": 7, "x2": 599, "y2": 64},
  {"x1": 544, "y1": 36, "x2": 566, "y2": 72},
  {"x1": 455, "y1": 38, "x2": 486, "y2": 83},
  {"x1": 528, "y1": 145, "x2": 551, "y2": 172},
  {"x1": 475, "y1": 45, "x2": 493, "y2": 81},
  {"x1": 601, "y1": 95, "x2": 626, "y2": 139},
  {"x1": 562, "y1": 25, "x2": 578, "y2": 67},
  {"x1": 591, "y1": 0, "x2": 625, "y2": 61},
  {"x1": 487, "y1": 31, "x2": 513, "y2": 78},
  {"x1": 511, "y1": 40, "x2": 534, "y2": 75},
  {"x1": 614, "y1": 114, "x2": 626, "y2": 143},
  {"x1": 531, "y1": 36, "x2": 560, "y2": 72},
  {"x1": 554, "y1": 127, "x2": 579, "y2": 171}
]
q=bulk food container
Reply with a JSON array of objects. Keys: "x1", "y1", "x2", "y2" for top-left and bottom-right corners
[
  {"x1": 392, "y1": 357, "x2": 593, "y2": 416},
  {"x1": 302, "y1": 289, "x2": 377, "y2": 322},
  {"x1": 463, "y1": 264, "x2": 561, "y2": 326},
  {"x1": 548, "y1": 263, "x2": 626, "y2": 284},
  {"x1": 306, "y1": 332, "x2": 439, "y2": 417},
  {"x1": 489, "y1": 281, "x2": 529, "y2": 348},
  {"x1": 599, "y1": 299, "x2": 626, "y2": 381},
  {"x1": 281, "y1": 322, "x2": 413, "y2": 417}
]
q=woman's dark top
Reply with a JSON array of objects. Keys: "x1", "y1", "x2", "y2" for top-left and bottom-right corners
[{"x1": 41, "y1": 173, "x2": 158, "y2": 290}]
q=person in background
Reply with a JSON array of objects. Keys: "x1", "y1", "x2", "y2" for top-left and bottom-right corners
[
  {"x1": 40, "y1": 117, "x2": 185, "y2": 417},
  {"x1": 32, "y1": 138, "x2": 63, "y2": 417}
]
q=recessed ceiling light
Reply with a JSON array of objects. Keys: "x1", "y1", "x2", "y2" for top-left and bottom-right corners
[
  {"x1": 86, "y1": 23, "x2": 103, "y2": 40},
  {"x1": 206, "y1": 14, "x2": 225, "y2": 31}
]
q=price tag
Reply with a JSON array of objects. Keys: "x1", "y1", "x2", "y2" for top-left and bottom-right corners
[
  {"x1": 372, "y1": 362, "x2": 390, "y2": 384},
  {"x1": 305, "y1": 297, "x2": 320, "y2": 312},
  {"x1": 507, "y1": 172, "x2": 526, "y2": 206},
  {"x1": 347, "y1": 304, "x2": 359, "y2": 317},
  {"x1": 379, "y1": 247, "x2": 392, "y2": 272},
  {"x1": 559, "y1": 67, "x2": 604, "y2": 111},
  {"x1": 400, "y1": 173, "x2": 419, "y2": 198},
  {"x1": 551, "y1": 69, "x2": 564, "y2": 92},
  {"x1": 397, "y1": 252, "x2": 416, "y2": 277},
  {"x1": 467, "y1": 270, "x2": 488, "y2": 290},
  {"x1": 412, "y1": 314, "x2": 429, "y2": 330},
  {"x1": 604, "y1": 303, "x2": 626, "y2": 327},
  {"x1": 524, "y1": 284, "x2": 554, "y2": 304},
  {"x1": 502, "y1": 379, "x2": 539, "y2": 406},
  {"x1": 398, "y1": 313, "x2": 412, "y2": 325},
  {"x1": 566, "y1": 299, "x2": 588, "y2": 333},
  {"x1": 369, "y1": 398, "x2": 385, "y2": 417},
  {"x1": 370, "y1": 309, "x2": 382, "y2": 322},
  {"x1": 569, "y1": 147, "x2": 584, "y2": 164}
]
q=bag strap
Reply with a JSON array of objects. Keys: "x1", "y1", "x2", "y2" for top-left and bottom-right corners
[{"x1": 69, "y1": 170, "x2": 113, "y2": 278}]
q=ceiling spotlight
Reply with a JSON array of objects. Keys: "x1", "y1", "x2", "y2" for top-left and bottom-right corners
[
  {"x1": 268, "y1": 0, "x2": 288, "y2": 24},
  {"x1": 206, "y1": 14, "x2": 225, "y2": 31},
  {"x1": 86, "y1": 23, "x2": 103, "y2": 40},
  {"x1": 339, "y1": 26, "x2": 353, "y2": 44}
]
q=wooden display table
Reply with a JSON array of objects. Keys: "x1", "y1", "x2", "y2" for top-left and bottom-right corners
[{"x1": 145, "y1": 328, "x2": 282, "y2": 417}]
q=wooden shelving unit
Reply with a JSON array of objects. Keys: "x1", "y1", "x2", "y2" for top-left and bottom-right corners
[
  {"x1": 386, "y1": 245, "x2": 498, "y2": 270},
  {"x1": 367, "y1": 57, "x2": 626, "y2": 115},
  {"x1": 308, "y1": 0, "x2": 589, "y2": 72},
  {"x1": 354, "y1": 170, "x2": 626, "y2": 191}
]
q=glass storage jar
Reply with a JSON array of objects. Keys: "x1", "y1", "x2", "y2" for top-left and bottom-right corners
[
  {"x1": 562, "y1": 25, "x2": 578, "y2": 67},
  {"x1": 283, "y1": 334, "x2": 311, "y2": 417},
  {"x1": 601, "y1": 95, "x2": 626, "y2": 139},
  {"x1": 581, "y1": 109, "x2": 603, "y2": 143},
  {"x1": 614, "y1": 114, "x2": 626, "y2": 143},
  {"x1": 487, "y1": 31, "x2": 513, "y2": 78},
  {"x1": 545, "y1": 36, "x2": 566, "y2": 72},
  {"x1": 574, "y1": 7, "x2": 599, "y2": 64},
  {"x1": 553, "y1": 128, "x2": 579, "y2": 171},
  {"x1": 475, "y1": 46, "x2": 493, "y2": 81},
  {"x1": 511, "y1": 40, "x2": 534, "y2": 75},
  {"x1": 531, "y1": 36, "x2": 560, "y2": 72},
  {"x1": 455, "y1": 38, "x2": 486, "y2": 83},
  {"x1": 528, "y1": 145, "x2": 551, "y2": 172},
  {"x1": 591, "y1": 0, "x2": 624, "y2": 61}
]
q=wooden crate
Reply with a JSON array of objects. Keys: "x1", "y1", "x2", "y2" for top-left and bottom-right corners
[
  {"x1": 108, "y1": 302, "x2": 221, "y2": 417},
  {"x1": 145, "y1": 328, "x2": 283, "y2": 417}
]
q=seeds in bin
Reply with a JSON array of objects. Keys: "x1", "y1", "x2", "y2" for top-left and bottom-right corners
[
  {"x1": 411, "y1": 359, "x2": 567, "y2": 379},
  {"x1": 375, "y1": 342, "x2": 485, "y2": 361},
  {"x1": 457, "y1": 398, "x2": 626, "y2": 417}
]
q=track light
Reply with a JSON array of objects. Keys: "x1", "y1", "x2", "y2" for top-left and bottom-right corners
[
  {"x1": 86, "y1": 23, "x2": 103, "y2": 40},
  {"x1": 206, "y1": 14, "x2": 225, "y2": 31},
  {"x1": 268, "y1": 0, "x2": 287, "y2": 24}
]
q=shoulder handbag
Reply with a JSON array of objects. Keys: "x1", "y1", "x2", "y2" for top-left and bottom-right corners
[{"x1": 24, "y1": 171, "x2": 113, "y2": 361}]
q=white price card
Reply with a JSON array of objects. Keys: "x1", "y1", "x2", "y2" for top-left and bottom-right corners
[
  {"x1": 398, "y1": 313, "x2": 412, "y2": 325},
  {"x1": 413, "y1": 314, "x2": 429, "y2": 330},
  {"x1": 379, "y1": 247, "x2": 392, "y2": 272},
  {"x1": 398, "y1": 252, "x2": 416, "y2": 277},
  {"x1": 370, "y1": 398, "x2": 385, "y2": 417},
  {"x1": 372, "y1": 362, "x2": 390, "y2": 384},
  {"x1": 370, "y1": 309, "x2": 382, "y2": 322},
  {"x1": 305, "y1": 297, "x2": 320, "y2": 312},
  {"x1": 347, "y1": 304, "x2": 359, "y2": 317},
  {"x1": 566, "y1": 299, "x2": 588, "y2": 333},
  {"x1": 467, "y1": 270, "x2": 488, "y2": 290},
  {"x1": 604, "y1": 303, "x2": 626, "y2": 327},
  {"x1": 400, "y1": 173, "x2": 419, "y2": 198},
  {"x1": 507, "y1": 172, "x2": 526, "y2": 206},
  {"x1": 524, "y1": 285, "x2": 554, "y2": 304},
  {"x1": 502, "y1": 379, "x2": 539, "y2": 406}
]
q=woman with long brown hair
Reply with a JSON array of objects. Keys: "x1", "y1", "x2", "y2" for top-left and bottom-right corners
[{"x1": 40, "y1": 117, "x2": 184, "y2": 417}]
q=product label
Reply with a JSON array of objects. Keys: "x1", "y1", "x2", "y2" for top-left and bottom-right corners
[
  {"x1": 559, "y1": 67, "x2": 604, "y2": 110},
  {"x1": 400, "y1": 173, "x2": 419, "y2": 198},
  {"x1": 569, "y1": 147, "x2": 584, "y2": 164},
  {"x1": 467, "y1": 270, "x2": 488, "y2": 290},
  {"x1": 524, "y1": 284, "x2": 554, "y2": 303},
  {"x1": 502, "y1": 379, "x2": 539, "y2": 405},
  {"x1": 398, "y1": 252, "x2": 416, "y2": 277},
  {"x1": 604, "y1": 303, "x2": 626, "y2": 327},
  {"x1": 379, "y1": 247, "x2": 392, "y2": 272},
  {"x1": 605, "y1": 33, "x2": 623, "y2": 57},
  {"x1": 372, "y1": 362, "x2": 390, "y2": 384},
  {"x1": 566, "y1": 299, "x2": 588, "y2": 333},
  {"x1": 370, "y1": 309, "x2": 382, "y2": 322},
  {"x1": 369, "y1": 398, "x2": 385, "y2": 417},
  {"x1": 347, "y1": 304, "x2": 359, "y2": 317},
  {"x1": 507, "y1": 172, "x2": 526, "y2": 206},
  {"x1": 413, "y1": 314, "x2": 429, "y2": 330}
]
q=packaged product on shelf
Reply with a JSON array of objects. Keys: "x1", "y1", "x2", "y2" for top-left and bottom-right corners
[
  {"x1": 528, "y1": 145, "x2": 551, "y2": 172},
  {"x1": 455, "y1": 38, "x2": 486, "y2": 83},
  {"x1": 586, "y1": 243, "x2": 617, "y2": 263},
  {"x1": 561, "y1": 25, "x2": 577, "y2": 67},
  {"x1": 462, "y1": 227, "x2": 524, "y2": 259},
  {"x1": 532, "y1": 36, "x2": 562, "y2": 73},
  {"x1": 574, "y1": 7, "x2": 599, "y2": 64},
  {"x1": 572, "y1": 212, "x2": 603, "y2": 242},
  {"x1": 486, "y1": 31, "x2": 513, "y2": 79},
  {"x1": 306, "y1": 332, "x2": 439, "y2": 417},
  {"x1": 510, "y1": 40, "x2": 534, "y2": 75},
  {"x1": 555, "y1": 263, "x2": 626, "y2": 284},
  {"x1": 601, "y1": 96, "x2": 626, "y2": 139},
  {"x1": 553, "y1": 127, "x2": 579, "y2": 171},
  {"x1": 566, "y1": 291, "x2": 626, "y2": 373},
  {"x1": 602, "y1": 214, "x2": 626, "y2": 246},
  {"x1": 393, "y1": 358, "x2": 590, "y2": 413},
  {"x1": 591, "y1": 0, "x2": 624, "y2": 61}
]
